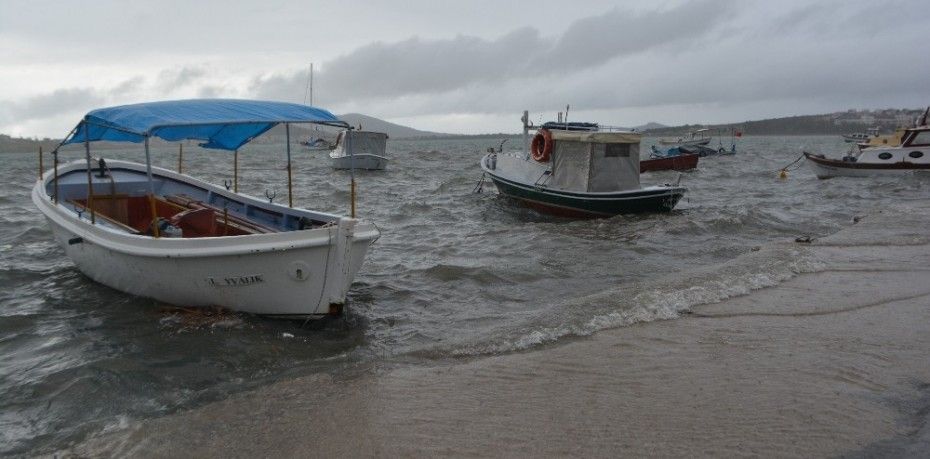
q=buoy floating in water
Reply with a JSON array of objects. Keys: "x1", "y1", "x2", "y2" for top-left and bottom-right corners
[{"x1": 778, "y1": 169, "x2": 788, "y2": 180}]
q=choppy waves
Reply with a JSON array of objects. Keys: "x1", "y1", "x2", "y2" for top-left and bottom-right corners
[{"x1": 2, "y1": 136, "x2": 929, "y2": 453}]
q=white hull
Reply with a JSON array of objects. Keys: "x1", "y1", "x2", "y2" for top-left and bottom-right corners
[
  {"x1": 806, "y1": 160, "x2": 918, "y2": 179},
  {"x1": 33, "y1": 161, "x2": 379, "y2": 317},
  {"x1": 805, "y1": 141, "x2": 930, "y2": 179},
  {"x1": 330, "y1": 153, "x2": 388, "y2": 170},
  {"x1": 657, "y1": 138, "x2": 711, "y2": 146}
]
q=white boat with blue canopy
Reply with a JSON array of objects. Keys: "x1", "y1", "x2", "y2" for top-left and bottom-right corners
[{"x1": 32, "y1": 99, "x2": 380, "y2": 318}]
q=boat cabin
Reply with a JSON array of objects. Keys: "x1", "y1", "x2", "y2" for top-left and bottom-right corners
[
  {"x1": 333, "y1": 130, "x2": 388, "y2": 158},
  {"x1": 547, "y1": 130, "x2": 642, "y2": 192}
]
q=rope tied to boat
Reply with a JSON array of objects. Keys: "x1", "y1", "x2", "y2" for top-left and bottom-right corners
[
  {"x1": 473, "y1": 172, "x2": 486, "y2": 193},
  {"x1": 777, "y1": 153, "x2": 805, "y2": 179}
]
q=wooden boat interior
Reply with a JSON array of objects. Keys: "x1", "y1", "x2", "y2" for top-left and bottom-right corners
[{"x1": 48, "y1": 166, "x2": 335, "y2": 238}]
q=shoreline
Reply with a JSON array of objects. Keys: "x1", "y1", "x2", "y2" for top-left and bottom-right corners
[{"x1": 69, "y1": 203, "x2": 930, "y2": 457}]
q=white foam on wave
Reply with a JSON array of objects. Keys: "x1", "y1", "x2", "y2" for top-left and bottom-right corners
[{"x1": 452, "y1": 243, "x2": 825, "y2": 356}]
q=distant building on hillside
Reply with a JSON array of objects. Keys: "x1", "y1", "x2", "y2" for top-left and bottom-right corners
[{"x1": 831, "y1": 109, "x2": 922, "y2": 127}]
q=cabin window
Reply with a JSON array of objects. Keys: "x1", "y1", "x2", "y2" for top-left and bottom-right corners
[
  {"x1": 911, "y1": 131, "x2": 930, "y2": 146},
  {"x1": 605, "y1": 144, "x2": 630, "y2": 157},
  {"x1": 909, "y1": 151, "x2": 924, "y2": 159},
  {"x1": 878, "y1": 152, "x2": 893, "y2": 160}
]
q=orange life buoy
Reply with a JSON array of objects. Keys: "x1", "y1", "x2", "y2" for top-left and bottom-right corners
[{"x1": 531, "y1": 129, "x2": 553, "y2": 162}]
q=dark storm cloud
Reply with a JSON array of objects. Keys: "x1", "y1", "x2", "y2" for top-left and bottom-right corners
[
  {"x1": 250, "y1": 0, "x2": 735, "y2": 103},
  {"x1": 538, "y1": 0, "x2": 732, "y2": 67},
  {"x1": 109, "y1": 77, "x2": 145, "y2": 96},
  {"x1": 5, "y1": 0, "x2": 929, "y2": 136},
  {"x1": 0, "y1": 88, "x2": 103, "y2": 124},
  {"x1": 157, "y1": 66, "x2": 207, "y2": 91}
]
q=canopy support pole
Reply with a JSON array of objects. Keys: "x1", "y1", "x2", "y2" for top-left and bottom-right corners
[
  {"x1": 348, "y1": 130, "x2": 356, "y2": 218},
  {"x1": 53, "y1": 149, "x2": 59, "y2": 204},
  {"x1": 286, "y1": 123, "x2": 293, "y2": 208},
  {"x1": 144, "y1": 136, "x2": 160, "y2": 238},
  {"x1": 84, "y1": 123, "x2": 95, "y2": 224},
  {"x1": 177, "y1": 144, "x2": 183, "y2": 174},
  {"x1": 38, "y1": 146, "x2": 43, "y2": 180},
  {"x1": 233, "y1": 149, "x2": 239, "y2": 193}
]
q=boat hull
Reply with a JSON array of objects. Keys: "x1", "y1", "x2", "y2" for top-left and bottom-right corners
[
  {"x1": 331, "y1": 153, "x2": 387, "y2": 170},
  {"x1": 480, "y1": 154, "x2": 685, "y2": 218},
  {"x1": 487, "y1": 175, "x2": 684, "y2": 217},
  {"x1": 804, "y1": 152, "x2": 930, "y2": 179},
  {"x1": 641, "y1": 153, "x2": 699, "y2": 172},
  {"x1": 32, "y1": 161, "x2": 379, "y2": 318},
  {"x1": 657, "y1": 138, "x2": 711, "y2": 146}
]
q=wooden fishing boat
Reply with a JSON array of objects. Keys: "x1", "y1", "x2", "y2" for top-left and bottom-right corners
[
  {"x1": 33, "y1": 99, "x2": 380, "y2": 318},
  {"x1": 480, "y1": 111, "x2": 686, "y2": 218},
  {"x1": 640, "y1": 153, "x2": 699, "y2": 172}
]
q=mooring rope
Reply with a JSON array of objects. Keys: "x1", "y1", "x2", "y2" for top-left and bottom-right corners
[{"x1": 472, "y1": 172, "x2": 486, "y2": 193}]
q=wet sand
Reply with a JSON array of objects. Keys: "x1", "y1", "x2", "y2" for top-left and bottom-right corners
[{"x1": 71, "y1": 204, "x2": 930, "y2": 457}]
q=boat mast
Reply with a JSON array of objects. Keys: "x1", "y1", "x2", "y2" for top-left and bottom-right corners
[
  {"x1": 522, "y1": 110, "x2": 529, "y2": 160},
  {"x1": 303, "y1": 62, "x2": 314, "y2": 106}
]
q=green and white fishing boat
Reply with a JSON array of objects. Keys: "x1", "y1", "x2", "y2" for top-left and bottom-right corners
[{"x1": 480, "y1": 111, "x2": 686, "y2": 218}]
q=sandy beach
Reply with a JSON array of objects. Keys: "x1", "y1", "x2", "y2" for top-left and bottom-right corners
[{"x1": 68, "y1": 203, "x2": 930, "y2": 457}]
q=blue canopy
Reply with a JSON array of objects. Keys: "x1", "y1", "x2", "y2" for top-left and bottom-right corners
[{"x1": 64, "y1": 99, "x2": 349, "y2": 151}]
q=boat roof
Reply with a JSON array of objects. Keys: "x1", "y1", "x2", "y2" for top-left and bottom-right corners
[
  {"x1": 550, "y1": 129, "x2": 641, "y2": 144},
  {"x1": 63, "y1": 99, "x2": 350, "y2": 151}
]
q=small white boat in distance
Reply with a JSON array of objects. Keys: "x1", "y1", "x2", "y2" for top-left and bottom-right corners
[
  {"x1": 300, "y1": 136, "x2": 333, "y2": 151},
  {"x1": 33, "y1": 99, "x2": 380, "y2": 318},
  {"x1": 842, "y1": 127, "x2": 879, "y2": 143},
  {"x1": 330, "y1": 130, "x2": 388, "y2": 170},
  {"x1": 658, "y1": 128, "x2": 712, "y2": 146}
]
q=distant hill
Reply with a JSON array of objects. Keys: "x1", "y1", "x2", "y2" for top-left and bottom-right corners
[
  {"x1": 0, "y1": 134, "x2": 61, "y2": 154},
  {"x1": 634, "y1": 122, "x2": 667, "y2": 131},
  {"x1": 338, "y1": 113, "x2": 448, "y2": 139},
  {"x1": 4, "y1": 108, "x2": 925, "y2": 153},
  {"x1": 644, "y1": 109, "x2": 924, "y2": 136}
]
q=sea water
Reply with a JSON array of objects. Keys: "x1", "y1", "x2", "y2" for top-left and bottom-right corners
[{"x1": 1, "y1": 135, "x2": 927, "y2": 454}]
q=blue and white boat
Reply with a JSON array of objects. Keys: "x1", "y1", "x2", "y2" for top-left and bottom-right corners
[{"x1": 32, "y1": 99, "x2": 380, "y2": 318}]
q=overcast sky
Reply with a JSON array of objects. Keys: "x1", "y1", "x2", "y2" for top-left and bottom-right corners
[{"x1": 1, "y1": 0, "x2": 928, "y2": 137}]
